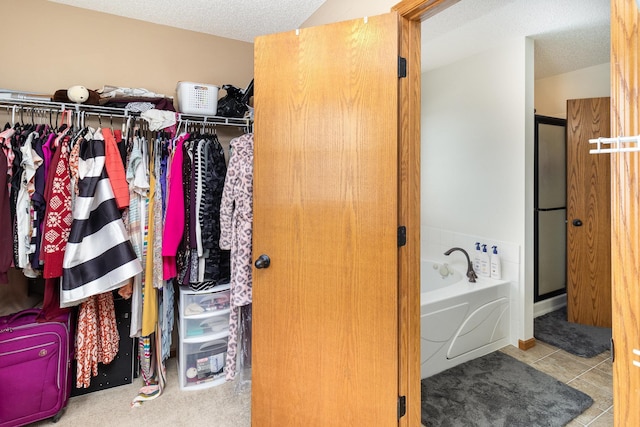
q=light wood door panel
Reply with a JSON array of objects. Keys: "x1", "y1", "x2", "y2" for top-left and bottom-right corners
[
  {"x1": 252, "y1": 13, "x2": 399, "y2": 426},
  {"x1": 566, "y1": 97, "x2": 611, "y2": 328},
  {"x1": 610, "y1": 1, "x2": 640, "y2": 425}
]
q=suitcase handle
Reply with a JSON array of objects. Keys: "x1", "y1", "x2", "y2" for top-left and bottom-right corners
[{"x1": 2, "y1": 308, "x2": 41, "y2": 325}]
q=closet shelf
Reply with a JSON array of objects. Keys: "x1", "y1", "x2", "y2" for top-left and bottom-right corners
[
  {"x1": 0, "y1": 98, "x2": 253, "y2": 130},
  {"x1": 589, "y1": 135, "x2": 640, "y2": 154}
]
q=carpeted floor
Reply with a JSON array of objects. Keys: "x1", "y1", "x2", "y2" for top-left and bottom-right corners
[
  {"x1": 29, "y1": 358, "x2": 252, "y2": 427},
  {"x1": 421, "y1": 351, "x2": 593, "y2": 427},
  {"x1": 534, "y1": 307, "x2": 611, "y2": 358}
]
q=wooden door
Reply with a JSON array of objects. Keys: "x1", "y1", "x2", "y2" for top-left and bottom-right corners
[
  {"x1": 610, "y1": 0, "x2": 640, "y2": 425},
  {"x1": 252, "y1": 13, "x2": 399, "y2": 426},
  {"x1": 566, "y1": 97, "x2": 612, "y2": 327}
]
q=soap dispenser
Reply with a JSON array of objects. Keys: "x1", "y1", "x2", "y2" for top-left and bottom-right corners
[
  {"x1": 490, "y1": 245, "x2": 502, "y2": 280},
  {"x1": 480, "y1": 244, "x2": 491, "y2": 278},
  {"x1": 473, "y1": 242, "x2": 482, "y2": 274}
]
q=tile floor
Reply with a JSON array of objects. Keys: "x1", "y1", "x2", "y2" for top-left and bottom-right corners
[{"x1": 499, "y1": 342, "x2": 613, "y2": 427}]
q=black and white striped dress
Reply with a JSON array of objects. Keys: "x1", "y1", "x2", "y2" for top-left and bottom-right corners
[{"x1": 61, "y1": 130, "x2": 142, "y2": 307}]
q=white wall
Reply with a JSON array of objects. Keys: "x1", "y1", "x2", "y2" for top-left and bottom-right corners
[
  {"x1": 535, "y1": 63, "x2": 610, "y2": 118},
  {"x1": 422, "y1": 37, "x2": 535, "y2": 345}
]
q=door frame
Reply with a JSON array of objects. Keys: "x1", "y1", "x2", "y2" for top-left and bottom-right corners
[
  {"x1": 391, "y1": 1, "x2": 460, "y2": 426},
  {"x1": 395, "y1": 2, "x2": 638, "y2": 426},
  {"x1": 395, "y1": 1, "x2": 638, "y2": 425}
]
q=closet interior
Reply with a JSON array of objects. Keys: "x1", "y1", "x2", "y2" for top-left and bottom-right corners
[{"x1": 0, "y1": 98, "x2": 253, "y2": 405}]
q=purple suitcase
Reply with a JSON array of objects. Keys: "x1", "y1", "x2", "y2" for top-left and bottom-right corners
[{"x1": 0, "y1": 308, "x2": 74, "y2": 427}]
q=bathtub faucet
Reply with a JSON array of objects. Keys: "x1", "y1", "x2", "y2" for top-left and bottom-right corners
[{"x1": 443, "y1": 247, "x2": 478, "y2": 283}]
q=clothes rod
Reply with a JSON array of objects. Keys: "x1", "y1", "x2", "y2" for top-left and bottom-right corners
[
  {"x1": 1, "y1": 98, "x2": 252, "y2": 129},
  {"x1": 176, "y1": 113, "x2": 251, "y2": 128},
  {"x1": 0, "y1": 98, "x2": 136, "y2": 116},
  {"x1": 589, "y1": 135, "x2": 640, "y2": 154}
]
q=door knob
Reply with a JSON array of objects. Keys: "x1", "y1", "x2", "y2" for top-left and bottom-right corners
[
  {"x1": 254, "y1": 254, "x2": 271, "y2": 269},
  {"x1": 572, "y1": 219, "x2": 583, "y2": 227}
]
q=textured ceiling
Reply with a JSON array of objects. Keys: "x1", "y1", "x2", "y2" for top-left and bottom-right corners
[
  {"x1": 422, "y1": 0, "x2": 610, "y2": 79},
  {"x1": 48, "y1": 0, "x2": 327, "y2": 43},
  {"x1": 49, "y1": 0, "x2": 611, "y2": 80}
]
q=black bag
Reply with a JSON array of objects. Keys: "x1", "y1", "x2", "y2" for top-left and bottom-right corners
[{"x1": 216, "y1": 84, "x2": 248, "y2": 118}]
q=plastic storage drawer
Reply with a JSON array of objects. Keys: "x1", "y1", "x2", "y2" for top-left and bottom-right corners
[
  {"x1": 182, "y1": 338, "x2": 228, "y2": 386},
  {"x1": 182, "y1": 289, "x2": 231, "y2": 316},
  {"x1": 183, "y1": 314, "x2": 229, "y2": 339}
]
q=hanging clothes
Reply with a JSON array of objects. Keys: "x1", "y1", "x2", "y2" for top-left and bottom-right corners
[
  {"x1": 192, "y1": 134, "x2": 229, "y2": 290},
  {"x1": 141, "y1": 150, "x2": 158, "y2": 337},
  {"x1": 16, "y1": 131, "x2": 42, "y2": 278},
  {"x1": 0, "y1": 129, "x2": 12, "y2": 283},
  {"x1": 153, "y1": 136, "x2": 173, "y2": 361},
  {"x1": 103, "y1": 128, "x2": 130, "y2": 209},
  {"x1": 30, "y1": 130, "x2": 47, "y2": 271},
  {"x1": 152, "y1": 137, "x2": 164, "y2": 291},
  {"x1": 219, "y1": 133, "x2": 254, "y2": 380},
  {"x1": 41, "y1": 131, "x2": 72, "y2": 279},
  {"x1": 162, "y1": 134, "x2": 187, "y2": 280},
  {"x1": 125, "y1": 134, "x2": 148, "y2": 338},
  {"x1": 179, "y1": 139, "x2": 193, "y2": 285},
  {"x1": 61, "y1": 129, "x2": 142, "y2": 306},
  {"x1": 11, "y1": 127, "x2": 31, "y2": 268},
  {"x1": 75, "y1": 291, "x2": 120, "y2": 388},
  {"x1": 1, "y1": 99, "x2": 255, "y2": 398}
]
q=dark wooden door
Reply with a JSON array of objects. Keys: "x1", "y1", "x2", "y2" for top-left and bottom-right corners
[{"x1": 566, "y1": 97, "x2": 611, "y2": 327}]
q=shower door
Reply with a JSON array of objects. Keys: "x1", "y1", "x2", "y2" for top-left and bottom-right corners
[{"x1": 534, "y1": 115, "x2": 567, "y2": 302}]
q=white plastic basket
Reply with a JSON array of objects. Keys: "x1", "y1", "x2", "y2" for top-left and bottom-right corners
[{"x1": 176, "y1": 82, "x2": 219, "y2": 115}]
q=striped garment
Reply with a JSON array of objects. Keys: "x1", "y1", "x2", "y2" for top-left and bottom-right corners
[{"x1": 61, "y1": 131, "x2": 143, "y2": 306}]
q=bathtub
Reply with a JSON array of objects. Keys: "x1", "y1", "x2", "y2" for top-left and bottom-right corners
[{"x1": 420, "y1": 259, "x2": 510, "y2": 378}]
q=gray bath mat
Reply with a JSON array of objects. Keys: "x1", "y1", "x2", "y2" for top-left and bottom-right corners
[
  {"x1": 421, "y1": 351, "x2": 593, "y2": 426},
  {"x1": 534, "y1": 307, "x2": 611, "y2": 358}
]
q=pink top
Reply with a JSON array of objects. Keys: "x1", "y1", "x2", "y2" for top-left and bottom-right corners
[{"x1": 161, "y1": 135, "x2": 187, "y2": 279}]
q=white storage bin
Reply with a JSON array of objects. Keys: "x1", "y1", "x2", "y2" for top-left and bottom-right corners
[
  {"x1": 177, "y1": 284, "x2": 230, "y2": 390},
  {"x1": 176, "y1": 81, "x2": 219, "y2": 115}
]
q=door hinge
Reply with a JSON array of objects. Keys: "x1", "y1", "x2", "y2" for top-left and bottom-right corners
[
  {"x1": 398, "y1": 226, "x2": 407, "y2": 247},
  {"x1": 398, "y1": 395, "x2": 406, "y2": 419},
  {"x1": 398, "y1": 57, "x2": 407, "y2": 78}
]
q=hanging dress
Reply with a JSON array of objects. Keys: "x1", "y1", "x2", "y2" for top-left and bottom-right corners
[
  {"x1": 41, "y1": 132, "x2": 72, "y2": 279},
  {"x1": 75, "y1": 291, "x2": 120, "y2": 388},
  {"x1": 61, "y1": 129, "x2": 142, "y2": 306}
]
